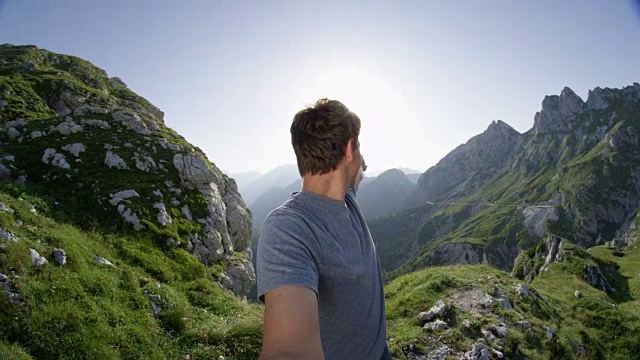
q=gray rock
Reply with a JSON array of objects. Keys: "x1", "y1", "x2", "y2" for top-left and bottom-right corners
[
  {"x1": 417, "y1": 311, "x2": 435, "y2": 325},
  {"x1": 586, "y1": 87, "x2": 613, "y2": 110},
  {"x1": 30, "y1": 131, "x2": 43, "y2": 139},
  {"x1": 153, "y1": 202, "x2": 172, "y2": 226},
  {"x1": 29, "y1": 248, "x2": 48, "y2": 266},
  {"x1": 546, "y1": 326, "x2": 555, "y2": 341},
  {"x1": 181, "y1": 205, "x2": 193, "y2": 221},
  {"x1": 53, "y1": 248, "x2": 67, "y2": 265},
  {"x1": 110, "y1": 77, "x2": 128, "y2": 88},
  {"x1": 113, "y1": 110, "x2": 152, "y2": 135},
  {"x1": 431, "y1": 300, "x2": 447, "y2": 316},
  {"x1": 464, "y1": 343, "x2": 491, "y2": 360},
  {"x1": 522, "y1": 206, "x2": 559, "y2": 238},
  {"x1": 80, "y1": 119, "x2": 111, "y2": 129},
  {"x1": 584, "y1": 265, "x2": 616, "y2": 293},
  {"x1": 495, "y1": 290, "x2": 512, "y2": 309},
  {"x1": 515, "y1": 284, "x2": 533, "y2": 298},
  {"x1": 133, "y1": 154, "x2": 156, "y2": 172},
  {"x1": 8, "y1": 292, "x2": 24, "y2": 305},
  {"x1": 7, "y1": 127, "x2": 20, "y2": 139},
  {"x1": 220, "y1": 273, "x2": 234, "y2": 290},
  {"x1": 492, "y1": 349, "x2": 504, "y2": 359},
  {"x1": 423, "y1": 319, "x2": 448, "y2": 331},
  {"x1": 73, "y1": 104, "x2": 109, "y2": 116},
  {"x1": 62, "y1": 143, "x2": 86, "y2": 157},
  {"x1": 95, "y1": 256, "x2": 115, "y2": 267},
  {"x1": 173, "y1": 154, "x2": 219, "y2": 187},
  {"x1": 158, "y1": 138, "x2": 182, "y2": 151},
  {"x1": 104, "y1": 151, "x2": 128, "y2": 169},
  {"x1": 5, "y1": 119, "x2": 28, "y2": 128},
  {"x1": 519, "y1": 320, "x2": 531, "y2": 332},
  {"x1": 0, "y1": 228, "x2": 18, "y2": 242},
  {"x1": 150, "y1": 301, "x2": 162, "y2": 317},
  {"x1": 0, "y1": 273, "x2": 7, "y2": 282},
  {"x1": 109, "y1": 190, "x2": 140, "y2": 206},
  {"x1": 0, "y1": 203, "x2": 13, "y2": 213},
  {"x1": 165, "y1": 237, "x2": 181, "y2": 249},
  {"x1": 575, "y1": 290, "x2": 582, "y2": 298},
  {"x1": 417, "y1": 300, "x2": 447, "y2": 325},
  {"x1": 489, "y1": 323, "x2": 508, "y2": 338},
  {"x1": 225, "y1": 259, "x2": 256, "y2": 296},
  {"x1": 53, "y1": 120, "x2": 83, "y2": 135},
  {"x1": 533, "y1": 87, "x2": 586, "y2": 135},
  {"x1": 116, "y1": 204, "x2": 143, "y2": 230},
  {"x1": 42, "y1": 148, "x2": 71, "y2": 169}
]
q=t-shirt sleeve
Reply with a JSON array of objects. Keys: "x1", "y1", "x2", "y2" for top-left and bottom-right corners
[{"x1": 257, "y1": 211, "x2": 321, "y2": 303}]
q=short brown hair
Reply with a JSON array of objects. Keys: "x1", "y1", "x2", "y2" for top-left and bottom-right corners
[{"x1": 290, "y1": 99, "x2": 361, "y2": 176}]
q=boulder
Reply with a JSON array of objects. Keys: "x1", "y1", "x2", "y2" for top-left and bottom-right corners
[
  {"x1": 62, "y1": 143, "x2": 86, "y2": 157},
  {"x1": 95, "y1": 256, "x2": 115, "y2": 267},
  {"x1": 0, "y1": 228, "x2": 18, "y2": 242},
  {"x1": 546, "y1": 326, "x2": 555, "y2": 341},
  {"x1": 417, "y1": 300, "x2": 447, "y2": 325},
  {"x1": 104, "y1": 151, "x2": 128, "y2": 169},
  {"x1": 153, "y1": 202, "x2": 172, "y2": 226},
  {"x1": 29, "y1": 248, "x2": 48, "y2": 266},
  {"x1": 422, "y1": 319, "x2": 448, "y2": 331},
  {"x1": 53, "y1": 248, "x2": 67, "y2": 265},
  {"x1": 489, "y1": 323, "x2": 508, "y2": 338},
  {"x1": 515, "y1": 284, "x2": 533, "y2": 298},
  {"x1": 464, "y1": 343, "x2": 491, "y2": 360}
]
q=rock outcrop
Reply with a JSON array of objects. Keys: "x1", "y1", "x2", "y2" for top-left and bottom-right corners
[{"x1": 0, "y1": 44, "x2": 254, "y2": 296}]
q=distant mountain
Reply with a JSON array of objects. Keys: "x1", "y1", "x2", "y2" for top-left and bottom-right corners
[
  {"x1": 406, "y1": 173, "x2": 421, "y2": 183},
  {"x1": 240, "y1": 164, "x2": 299, "y2": 205},
  {"x1": 357, "y1": 169, "x2": 415, "y2": 219},
  {"x1": 228, "y1": 170, "x2": 261, "y2": 192},
  {"x1": 250, "y1": 178, "x2": 302, "y2": 229},
  {"x1": 370, "y1": 83, "x2": 640, "y2": 278}
]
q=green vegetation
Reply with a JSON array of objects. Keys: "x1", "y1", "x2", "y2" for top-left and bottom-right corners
[
  {"x1": 385, "y1": 240, "x2": 640, "y2": 359},
  {"x1": 0, "y1": 186, "x2": 263, "y2": 359}
]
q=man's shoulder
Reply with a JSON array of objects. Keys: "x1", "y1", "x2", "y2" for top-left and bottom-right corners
[{"x1": 261, "y1": 199, "x2": 312, "y2": 235}]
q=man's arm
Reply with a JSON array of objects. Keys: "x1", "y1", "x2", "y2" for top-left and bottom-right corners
[{"x1": 260, "y1": 285, "x2": 324, "y2": 360}]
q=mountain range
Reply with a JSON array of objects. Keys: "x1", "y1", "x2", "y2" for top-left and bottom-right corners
[{"x1": 1, "y1": 45, "x2": 639, "y2": 359}]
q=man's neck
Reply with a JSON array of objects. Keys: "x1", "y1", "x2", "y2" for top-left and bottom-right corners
[{"x1": 301, "y1": 170, "x2": 349, "y2": 201}]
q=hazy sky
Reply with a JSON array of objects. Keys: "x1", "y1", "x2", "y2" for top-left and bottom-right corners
[{"x1": 1, "y1": 1, "x2": 639, "y2": 174}]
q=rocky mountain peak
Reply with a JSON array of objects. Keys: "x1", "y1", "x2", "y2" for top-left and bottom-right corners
[
  {"x1": 375, "y1": 168, "x2": 412, "y2": 185},
  {"x1": 533, "y1": 86, "x2": 586, "y2": 135}
]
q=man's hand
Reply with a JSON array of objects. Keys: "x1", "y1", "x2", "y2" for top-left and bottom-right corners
[{"x1": 260, "y1": 285, "x2": 324, "y2": 360}]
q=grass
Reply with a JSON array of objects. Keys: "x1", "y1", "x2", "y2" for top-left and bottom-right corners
[
  {"x1": 385, "y1": 239, "x2": 640, "y2": 359},
  {"x1": 0, "y1": 189, "x2": 263, "y2": 359}
]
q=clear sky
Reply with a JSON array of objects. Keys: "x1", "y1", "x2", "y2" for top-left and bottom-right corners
[{"x1": 1, "y1": 1, "x2": 639, "y2": 174}]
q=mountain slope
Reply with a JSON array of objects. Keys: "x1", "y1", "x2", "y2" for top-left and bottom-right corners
[
  {"x1": 0, "y1": 186, "x2": 262, "y2": 358},
  {"x1": 240, "y1": 164, "x2": 299, "y2": 205},
  {"x1": 358, "y1": 168, "x2": 415, "y2": 219},
  {"x1": 0, "y1": 44, "x2": 262, "y2": 358},
  {"x1": 385, "y1": 237, "x2": 640, "y2": 359},
  {"x1": 371, "y1": 84, "x2": 640, "y2": 278}
]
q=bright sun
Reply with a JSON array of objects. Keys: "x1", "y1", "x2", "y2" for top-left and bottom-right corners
[{"x1": 295, "y1": 60, "x2": 426, "y2": 173}]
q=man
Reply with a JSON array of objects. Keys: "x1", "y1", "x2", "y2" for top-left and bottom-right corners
[{"x1": 257, "y1": 99, "x2": 390, "y2": 360}]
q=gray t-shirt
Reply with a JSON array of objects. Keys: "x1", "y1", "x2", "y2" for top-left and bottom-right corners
[{"x1": 257, "y1": 189, "x2": 388, "y2": 360}]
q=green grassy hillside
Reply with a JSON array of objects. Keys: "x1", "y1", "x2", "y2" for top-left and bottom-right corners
[
  {"x1": 385, "y1": 239, "x2": 640, "y2": 359},
  {"x1": 0, "y1": 183, "x2": 263, "y2": 359}
]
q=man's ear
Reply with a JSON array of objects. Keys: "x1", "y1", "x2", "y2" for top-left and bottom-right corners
[{"x1": 344, "y1": 139, "x2": 355, "y2": 163}]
